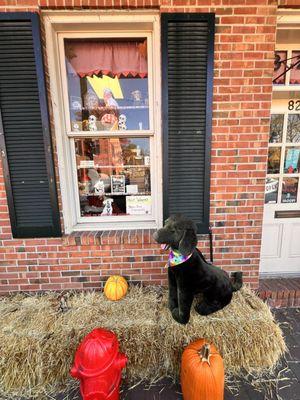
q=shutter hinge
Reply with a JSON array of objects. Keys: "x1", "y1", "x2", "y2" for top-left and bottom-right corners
[{"x1": 1, "y1": 150, "x2": 5, "y2": 158}]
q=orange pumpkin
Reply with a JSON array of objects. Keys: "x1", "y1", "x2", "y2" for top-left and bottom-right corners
[
  {"x1": 104, "y1": 275, "x2": 128, "y2": 301},
  {"x1": 181, "y1": 339, "x2": 224, "y2": 400}
]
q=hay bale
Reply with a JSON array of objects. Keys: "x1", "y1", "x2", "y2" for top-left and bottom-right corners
[
  {"x1": 158, "y1": 287, "x2": 286, "y2": 378},
  {"x1": 0, "y1": 286, "x2": 286, "y2": 399}
]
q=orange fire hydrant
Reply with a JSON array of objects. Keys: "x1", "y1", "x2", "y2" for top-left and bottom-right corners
[{"x1": 70, "y1": 328, "x2": 127, "y2": 400}]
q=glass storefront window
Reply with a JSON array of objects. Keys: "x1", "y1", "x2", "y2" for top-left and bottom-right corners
[
  {"x1": 269, "y1": 114, "x2": 284, "y2": 143},
  {"x1": 290, "y1": 51, "x2": 300, "y2": 85},
  {"x1": 284, "y1": 147, "x2": 300, "y2": 173},
  {"x1": 281, "y1": 177, "x2": 299, "y2": 203},
  {"x1": 65, "y1": 38, "x2": 149, "y2": 132},
  {"x1": 273, "y1": 51, "x2": 287, "y2": 85},
  {"x1": 75, "y1": 138, "x2": 151, "y2": 217},
  {"x1": 267, "y1": 147, "x2": 281, "y2": 174},
  {"x1": 287, "y1": 114, "x2": 300, "y2": 143}
]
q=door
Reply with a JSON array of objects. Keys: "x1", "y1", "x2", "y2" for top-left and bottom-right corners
[{"x1": 260, "y1": 99, "x2": 300, "y2": 275}]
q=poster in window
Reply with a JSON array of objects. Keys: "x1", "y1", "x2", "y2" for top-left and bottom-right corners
[
  {"x1": 267, "y1": 147, "x2": 281, "y2": 174},
  {"x1": 126, "y1": 195, "x2": 151, "y2": 215},
  {"x1": 273, "y1": 51, "x2": 287, "y2": 85},
  {"x1": 281, "y1": 178, "x2": 298, "y2": 203},
  {"x1": 265, "y1": 178, "x2": 279, "y2": 204},
  {"x1": 284, "y1": 148, "x2": 300, "y2": 173},
  {"x1": 290, "y1": 51, "x2": 300, "y2": 85},
  {"x1": 111, "y1": 175, "x2": 126, "y2": 194}
]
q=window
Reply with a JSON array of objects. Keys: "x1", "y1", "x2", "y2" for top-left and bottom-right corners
[
  {"x1": 47, "y1": 13, "x2": 162, "y2": 232},
  {"x1": 45, "y1": 12, "x2": 213, "y2": 234},
  {"x1": 64, "y1": 38, "x2": 152, "y2": 219},
  {"x1": 265, "y1": 110, "x2": 300, "y2": 204}
]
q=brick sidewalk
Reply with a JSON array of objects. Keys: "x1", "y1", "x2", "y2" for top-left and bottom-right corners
[{"x1": 259, "y1": 278, "x2": 300, "y2": 308}]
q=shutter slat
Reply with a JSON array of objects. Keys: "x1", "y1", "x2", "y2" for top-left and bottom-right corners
[
  {"x1": 162, "y1": 13, "x2": 214, "y2": 234},
  {"x1": 0, "y1": 13, "x2": 61, "y2": 238}
]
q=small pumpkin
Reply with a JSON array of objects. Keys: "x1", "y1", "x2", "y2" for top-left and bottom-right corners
[
  {"x1": 104, "y1": 275, "x2": 128, "y2": 301},
  {"x1": 181, "y1": 339, "x2": 224, "y2": 400}
]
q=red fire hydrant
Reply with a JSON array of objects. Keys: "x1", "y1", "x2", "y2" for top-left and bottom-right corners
[{"x1": 70, "y1": 328, "x2": 128, "y2": 400}]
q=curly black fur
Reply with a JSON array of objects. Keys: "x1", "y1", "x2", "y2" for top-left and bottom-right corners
[{"x1": 153, "y1": 214, "x2": 243, "y2": 324}]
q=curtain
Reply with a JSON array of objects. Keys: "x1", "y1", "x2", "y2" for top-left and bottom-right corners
[{"x1": 65, "y1": 40, "x2": 148, "y2": 78}]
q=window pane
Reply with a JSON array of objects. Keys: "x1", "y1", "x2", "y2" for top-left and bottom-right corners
[
  {"x1": 265, "y1": 178, "x2": 279, "y2": 204},
  {"x1": 290, "y1": 51, "x2": 300, "y2": 85},
  {"x1": 287, "y1": 114, "x2": 300, "y2": 143},
  {"x1": 267, "y1": 147, "x2": 281, "y2": 174},
  {"x1": 284, "y1": 147, "x2": 300, "y2": 173},
  {"x1": 269, "y1": 114, "x2": 284, "y2": 143},
  {"x1": 65, "y1": 39, "x2": 149, "y2": 131},
  {"x1": 273, "y1": 51, "x2": 287, "y2": 85},
  {"x1": 75, "y1": 138, "x2": 151, "y2": 217},
  {"x1": 281, "y1": 177, "x2": 298, "y2": 203}
]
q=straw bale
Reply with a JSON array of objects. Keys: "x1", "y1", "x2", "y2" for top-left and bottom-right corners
[
  {"x1": 0, "y1": 285, "x2": 286, "y2": 399},
  {"x1": 157, "y1": 287, "x2": 286, "y2": 378}
]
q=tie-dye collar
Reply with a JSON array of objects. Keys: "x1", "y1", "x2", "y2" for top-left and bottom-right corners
[{"x1": 168, "y1": 249, "x2": 193, "y2": 267}]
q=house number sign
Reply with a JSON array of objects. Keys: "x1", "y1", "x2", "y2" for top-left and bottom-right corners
[{"x1": 288, "y1": 100, "x2": 300, "y2": 111}]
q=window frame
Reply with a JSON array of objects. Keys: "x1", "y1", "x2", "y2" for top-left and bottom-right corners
[{"x1": 44, "y1": 11, "x2": 162, "y2": 233}]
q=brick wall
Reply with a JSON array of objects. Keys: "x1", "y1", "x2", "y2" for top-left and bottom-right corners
[{"x1": 0, "y1": 0, "x2": 279, "y2": 294}]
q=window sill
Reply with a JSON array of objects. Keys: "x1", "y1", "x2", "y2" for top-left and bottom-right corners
[{"x1": 62, "y1": 228, "x2": 157, "y2": 246}]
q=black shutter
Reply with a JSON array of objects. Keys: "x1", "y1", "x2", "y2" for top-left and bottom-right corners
[
  {"x1": 162, "y1": 13, "x2": 215, "y2": 234},
  {"x1": 0, "y1": 13, "x2": 61, "y2": 238}
]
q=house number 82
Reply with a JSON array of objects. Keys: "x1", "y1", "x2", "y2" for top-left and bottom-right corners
[{"x1": 288, "y1": 100, "x2": 300, "y2": 111}]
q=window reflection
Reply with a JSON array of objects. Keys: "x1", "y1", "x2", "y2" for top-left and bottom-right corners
[
  {"x1": 273, "y1": 51, "x2": 287, "y2": 85},
  {"x1": 269, "y1": 114, "x2": 284, "y2": 143},
  {"x1": 287, "y1": 114, "x2": 300, "y2": 143},
  {"x1": 290, "y1": 51, "x2": 300, "y2": 85}
]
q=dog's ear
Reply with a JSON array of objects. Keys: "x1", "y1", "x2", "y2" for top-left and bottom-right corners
[{"x1": 178, "y1": 228, "x2": 197, "y2": 256}]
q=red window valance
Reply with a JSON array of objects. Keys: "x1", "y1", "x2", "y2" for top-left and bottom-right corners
[{"x1": 65, "y1": 40, "x2": 148, "y2": 79}]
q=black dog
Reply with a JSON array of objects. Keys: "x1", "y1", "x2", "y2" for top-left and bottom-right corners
[{"x1": 153, "y1": 214, "x2": 243, "y2": 324}]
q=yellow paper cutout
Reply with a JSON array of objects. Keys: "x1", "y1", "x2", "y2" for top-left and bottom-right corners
[{"x1": 87, "y1": 75, "x2": 124, "y2": 99}]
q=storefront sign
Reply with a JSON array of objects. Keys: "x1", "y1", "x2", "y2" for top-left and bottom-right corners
[{"x1": 265, "y1": 178, "x2": 278, "y2": 204}]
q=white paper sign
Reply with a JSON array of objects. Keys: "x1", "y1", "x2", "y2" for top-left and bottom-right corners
[
  {"x1": 126, "y1": 196, "x2": 152, "y2": 215},
  {"x1": 126, "y1": 185, "x2": 138, "y2": 194},
  {"x1": 80, "y1": 160, "x2": 94, "y2": 168}
]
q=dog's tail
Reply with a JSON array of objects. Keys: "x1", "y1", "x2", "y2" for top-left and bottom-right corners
[{"x1": 231, "y1": 271, "x2": 243, "y2": 292}]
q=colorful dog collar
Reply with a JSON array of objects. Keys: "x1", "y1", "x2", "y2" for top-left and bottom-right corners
[{"x1": 167, "y1": 249, "x2": 193, "y2": 267}]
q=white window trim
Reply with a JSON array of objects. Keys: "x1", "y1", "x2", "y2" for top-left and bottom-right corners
[{"x1": 43, "y1": 11, "x2": 162, "y2": 233}]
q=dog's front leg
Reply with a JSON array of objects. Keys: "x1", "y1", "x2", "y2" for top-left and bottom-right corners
[
  {"x1": 171, "y1": 289, "x2": 193, "y2": 325},
  {"x1": 168, "y1": 268, "x2": 178, "y2": 312}
]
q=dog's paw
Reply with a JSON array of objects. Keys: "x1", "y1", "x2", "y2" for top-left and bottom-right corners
[
  {"x1": 195, "y1": 302, "x2": 220, "y2": 316},
  {"x1": 171, "y1": 308, "x2": 189, "y2": 325}
]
